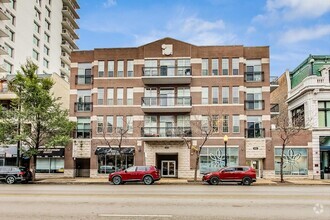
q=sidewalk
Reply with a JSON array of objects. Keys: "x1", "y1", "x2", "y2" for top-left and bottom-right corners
[{"x1": 32, "y1": 177, "x2": 330, "y2": 185}]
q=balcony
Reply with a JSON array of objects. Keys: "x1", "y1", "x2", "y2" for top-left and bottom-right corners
[
  {"x1": 0, "y1": 0, "x2": 11, "y2": 3},
  {"x1": 61, "y1": 30, "x2": 78, "y2": 49},
  {"x1": 270, "y1": 103, "x2": 280, "y2": 115},
  {"x1": 61, "y1": 40, "x2": 73, "y2": 53},
  {"x1": 61, "y1": 52, "x2": 71, "y2": 65},
  {"x1": 63, "y1": 0, "x2": 80, "y2": 13},
  {"x1": 245, "y1": 128, "x2": 265, "y2": 138},
  {"x1": 0, "y1": 44, "x2": 8, "y2": 55},
  {"x1": 0, "y1": 87, "x2": 15, "y2": 100},
  {"x1": 0, "y1": 64, "x2": 6, "y2": 72},
  {"x1": 60, "y1": 66, "x2": 70, "y2": 76},
  {"x1": 74, "y1": 102, "x2": 93, "y2": 112},
  {"x1": 141, "y1": 126, "x2": 192, "y2": 141},
  {"x1": 62, "y1": 6, "x2": 79, "y2": 27},
  {"x1": 244, "y1": 72, "x2": 264, "y2": 82},
  {"x1": 62, "y1": 18, "x2": 79, "y2": 38},
  {"x1": 0, "y1": 7, "x2": 10, "y2": 20},
  {"x1": 0, "y1": 28, "x2": 8, "y2": 37},
  {"x1": 73, "y1": 129, "x2": 92, "y2": 139},
  {"x1": 244, "y1": 100, "x2": 265, "y2": 110},
  {"x1": 75, "y1": 75, "x2": 93, "y2": 85},
  {"x1": 142, "y1": 66, "x2": 192, "y2": 84},
  {"x1": 270, "y1": 76, "x2": 279, "y2": 91},
  {"x1": 141, "y1": 96, "x2": 192, "y2": 113}
]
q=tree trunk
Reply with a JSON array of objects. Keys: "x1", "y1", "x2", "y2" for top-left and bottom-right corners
[
  {"x1": 31, "y1": 154, "x2": 37, "y2": 181},
  {"x1": 194, "y1": 150, "x2": 201, "y2": 182},
  {"x1": 280, "y1": 143, "x2": 285, "y2": 183}
]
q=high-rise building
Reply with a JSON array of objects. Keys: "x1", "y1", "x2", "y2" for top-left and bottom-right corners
[{"x1": 67, "y1": 37, "x2": 274, "y2": 179}]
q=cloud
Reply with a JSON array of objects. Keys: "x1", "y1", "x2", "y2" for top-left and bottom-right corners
[
  {"x1": 279, "y1": 25, "x2": 330, "y2": 44},
  {"x1": 246, "y1": 26, "x2": 256, "y2": 34},
  {"x1": 103, "y1": 0, "x2": 116, "y2": 8}
]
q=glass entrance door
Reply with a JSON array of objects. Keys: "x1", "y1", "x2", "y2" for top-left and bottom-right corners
[
  {"x1": 161, "y1": 160, "x2": 176, "y2": 177},
  {"x1": 248, "y1": 160, "x2": 261, "y2": 178}
]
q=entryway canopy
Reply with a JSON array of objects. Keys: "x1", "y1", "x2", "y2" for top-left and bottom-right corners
[{"x1": 95, "y1": 147, "x2": 135, "y2": 155}]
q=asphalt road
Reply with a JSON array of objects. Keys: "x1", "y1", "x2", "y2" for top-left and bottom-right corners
[{"x1": 0, "y1": 184, "x2": 329, "y2": 220}]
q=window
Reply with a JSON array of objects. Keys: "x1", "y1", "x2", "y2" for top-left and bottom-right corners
[
  {"x1": 202, "y1": 87, "x2": 208, "y2": 104},
  {"x1": 45, "y1": 20, "x2": 51, "y2": 30},
  {"x1": 117, "y1": 60, "x2": 124, "y2": 77},
  {"x1": 46, "y1": 7, "x2": 51, "y2": 18},
  {"x1": 77, "y1": 63, "x2": 92, "y2": 84},
  {"x1": 43, "y1": 58, "x2": 49, "y2": 68},
  {"x1": 97, "y1": 116, "x2": 103, "y2": 133},
  {"x1": 97, "y1": 150, "x2": 134, "y2": 173},
  {"x1": 116, "y1": 116, "x2": 124, "y2": 131},
  {"x1": 222, "y1": 58, "x2": 229, "y2": 75},
  {"x1": 246, "y1": 88, "x2": 263, "y2": 110},
  {"x1": 97, "y1": 88, "x2": 104, "y2": 105},
  {"x1": 117, "y1": 88, "x2": 123, "y2": 105},
  {"x1": 144, "y1": 115, "x2": 157, "y2": 136},
  {"x1": 212, "y1": 87, "x2": 219, "y2": 104},
  {"x1": 4, "y1": 60, "x2": 13, "y2": 74},
  {"x1": 98, "y1": 61, "x2": 104, "y2": 77},
  {"x1": 33, "y1": 35, "x2": 40, "y2": 46},
  {"x1": 246, "y1": 116, "x2": 263, "y2": 138},
  {"x1": 232, "y1": 115, "x2": 240, "y2": 133},
  {"x1": 144, "y1": 60, "x2": 157, "y2": 76},
  {"x1": 35, "y1": 8, "x2": 41, "y2": 20},
  {"x1": 222, "y1": 115, "x2": 229, "y2": 133},
  {"x1": 177, "y1": 115, "x2": 190, "y2": 129},
  {"x1": 292, "y1": 105, "x2": 305, "y2": 127},
  {"x1": 177, "y1": 59, "x2": 191, "y2": 76},
  {"x1": 44, "y1": 33, "x2": 50, "y2": 43},
  {"x1": 76, "y1": 117, "x2": 91, "y2": 138},
  {"x1": 8, "y1": 12, "x2": 15, "y2": 26},
  {"x1": 126, "y1": 116, "x2": 133, "y2": 134},
  {"x1": 275, "y1": 148, "x2": 308, "y2": 175},
  {"x1": 5, "y1": 44, "x2": 13, "y2": 58},
  {"x1": 48, "y1": 0, "x2": 51, "y2": 5},
  {"x1": 143, "y1": 88, "x2": 157, "y2": 106},
  {"x1": 177, "y1": 87, "x2": 191, "y2": 106},
  {"x1": 76, "y1": 90, "x2": 91, "y2": 111},
  {"x1": 202, "y1": 59, "x2": 208, "y2": 76},
  {"x1": 246, "y1": 60, "x2": 262, "y2": 81},
  {"x1": 200, "y1": 147, "x2": 239, "y2": 173},
  {"x1": 108, "y1": 61, "x2": 114, "y2": 77},
  {"x1": 318, "y1": 101, "x2": 330, "y2": 127},
  {"x1": 127, "y1": 60, "x2": 134, "y2": 77},
  {"x1": 36, "y1": 0, "x2": 42, "y2": 7},
  {"x1": 127, "y1": 88, "x2": 133, "y2": 105},
  {"x1": 212, "y1": 59, "x2": 218, "y2": 75},
  {"x1": 32, "y1": 50, "x2": 39, "y2": 60},
  {"x1": 10, "y1": 0, "x2": 16, "y2": 10},
  {"x1": 232, "y1": 58, "x2": 239, "y2": 75},
  {"x1": 222, "y1": 87, "x2": 229, "y2": 104},
  {"x1": 6, "y1": 27, "x2": 14, "y2": 42},
  {"x1": 106, "y1": 116, "x2": 113, "y2": 133},
  {"x1": 107, "y1": 88, "x2": 114, "y2": 105},
  {"x1": 232, "y1": 87, "x2": 239, "y2": 104},
  {"x1": 201, "y1": 115, "x2": 209, "y2": 131},
  {"x1": 212, "y1": 115, "x2": 219, "y2": 132},
  {"x1": 44, "y1": 45, "x2": 49, "y2": 55},
  {"x1": 34, "y1": 22, "x2": 40, "y2": 33},
  {"x1": 36, "y1": 158, "x2": 64, "y2": 173}
]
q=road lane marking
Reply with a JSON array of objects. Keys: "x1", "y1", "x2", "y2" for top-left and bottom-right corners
[{"x1": 98, "y1": 214, "x2": 172, "y2": 218}]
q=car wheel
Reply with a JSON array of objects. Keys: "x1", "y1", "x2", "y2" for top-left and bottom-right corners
[
  {"x1": 6, "y1": 176, "x2": 16, "y2": 184},
  {"x1": 242, "y1": 177, "x2": 252, "y2": 186},
  {"x1": 143, "y1": 176, "x2": 154, "y2": 185},
  {"x1": 209, "y1": 176, "x2": 220, "y2": 185},
  {"x1": 112, "y1": 176, "x2": 122, "y2": 185}
]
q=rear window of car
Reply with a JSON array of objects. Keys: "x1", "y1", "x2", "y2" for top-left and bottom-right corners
[
  {"x1": 137, "y1": 166, "x2": 147, "y2": 171},
  {"x1": 235, "y1": 167, "x2": 244, "y2": 171}
]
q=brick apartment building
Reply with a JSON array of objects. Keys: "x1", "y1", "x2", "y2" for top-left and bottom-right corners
[{"x1": 66, "y1": 37, "x2": 275, "y2": 178}]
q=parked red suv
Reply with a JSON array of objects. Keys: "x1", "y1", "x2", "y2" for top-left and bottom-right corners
[
  {"x1": 109, "y1": 166, "x2": 161, "y2": 185},
  {"x1": 202, "y1": 166, "x2": 257, "y2": 185}
]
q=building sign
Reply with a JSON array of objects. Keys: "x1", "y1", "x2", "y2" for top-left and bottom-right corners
[
  {"x1": 37, "y1": 148, "x2": 64, "y2": 158},
  {"x1": 246, "y1": 139, "x2": 266, "y2": 158},
  {"x1": 162, "y1": 44, "x2": 173, "y2": 56},
  {"x1": 73, "y1": 140, "x2": 91, "y2": 158}
]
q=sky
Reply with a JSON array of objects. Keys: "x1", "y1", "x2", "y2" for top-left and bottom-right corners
[{"x1": 77, "y1": 0, "x2": 330, "y2": 76}]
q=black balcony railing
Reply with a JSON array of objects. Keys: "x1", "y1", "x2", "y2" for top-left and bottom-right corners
[
  {"x1": 245, "y1": 128, "x2": 265, "y2": 138},
  {"x1": 74, "y1": 102, "x2": 93, "y2": 112},
  {"x1": 73, "y1": 129, "x2": 92, "y2": 139},
  {"x1": 270, "y1": 103, "x2": 279, "y2": 113},
  {"x1": 142, "y1": 66, "x2": 192, "y2": 77},
  {"x1": 244, "y1": 72, "x2": 264, "y2": 82},
  {"x1": 75, "y1": 75, "x2": 93, "y2": 84},
  {"x1": 270, "y1": 76, "x2": 279, "y2": 85},
  {"x1": 244, "y1": 100, "x2": 265, "y2": 110},
  {"x1": 141, "y1": 127, "x2": 192, "y2": 138},
  {"x1": 141, "y1": 96, "x2": 192, "y2": 107}
]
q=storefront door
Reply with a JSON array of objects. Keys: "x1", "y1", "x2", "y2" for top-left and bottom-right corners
[
  {"x1": 248, "y1": 159, "x2": 262, "y2": 178},
  {"x1": 161, "y1": 160, "x2": 176, "y2": 177}
]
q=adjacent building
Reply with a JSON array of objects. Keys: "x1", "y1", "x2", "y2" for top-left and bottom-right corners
[
  {"x1": 67, "y1": 37, "x2": 275, "y2": 178},
  {"x1": 271, "y1": 55, "x2": 330, "y2": 179}
]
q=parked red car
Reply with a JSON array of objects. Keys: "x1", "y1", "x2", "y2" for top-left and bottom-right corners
[
  {"x1": 109, "y1": 166, "x2": 161, "y2": 185},
  {"x1": 202, "y1": 166, "x2": 257, "y2": 185}
]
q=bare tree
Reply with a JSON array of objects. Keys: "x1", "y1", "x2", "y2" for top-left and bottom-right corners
[
  {"x1": 181, "y1": 112, "x2": 222, "y2": 181},
  {"x1": 274, "y1": 111, "x2": 306, "y2": 183}
]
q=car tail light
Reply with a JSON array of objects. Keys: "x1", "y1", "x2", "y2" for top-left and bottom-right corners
[{"x1": 19, "y1": 171, "x2": 24, "y2": 176}]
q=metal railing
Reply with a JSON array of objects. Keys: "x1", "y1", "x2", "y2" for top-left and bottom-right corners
[
  {"x1": 142, "y1": 66, "x2": 192, "y2": 77},
  {"x1": 141, "y1": 127, "x2": 192, "y2": 138},
  {"x1": 244, "y1": 72, "x2": 264, "y2": 82},
  {"x1": 73, "y1": 129, "x2": 92, "y2": 139},
  {"x1": 245, "y1": 128, "x2": 265, "y2": 138},
  {"x1": 270, "y1": 103, "x2": 279, "y2": 113},
  {"x1": 141, "y1": 96, "x2": 192, "y2": 107},
  {"x1": 244, "y1": 100, "x2": 265, "y2": 110},
  {"x1": 270, "y1": 76, "x2": 279, "y2": 85},
  {"x1": 74, "y1": 102, "x2": 93, "y2": 112},
  {"x1": 75, "y1": 75, "x2": 93, "y2": 84}
]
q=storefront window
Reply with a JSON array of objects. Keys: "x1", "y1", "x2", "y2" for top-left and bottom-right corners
[
  {"x1": 97, "y1": 148, "x2": 134, "y2": 174},
  {"x1": 199, "y1": 147, "x2": 238, "y2": 174},
  {"x1": 275, "y1": 148, "x2": 308, "y2": 175},
  {"x1": 36, "y1": 158, "x2": 64, "y2": 173}
]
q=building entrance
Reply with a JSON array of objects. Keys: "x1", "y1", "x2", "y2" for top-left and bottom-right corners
[
  {"x1": 75, "y1": 158, "x2": 90, "y2": 177},
  {"x1": 156, "y1": 153, "x2": 178, "y2": 178},
  {"x1": 247, "y1": 159, "x2": 262, "y2": 178}
]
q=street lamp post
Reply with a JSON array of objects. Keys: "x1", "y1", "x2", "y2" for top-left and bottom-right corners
[{"x1": 224, "y1": 135, "x2": 228, "y2": 167}]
